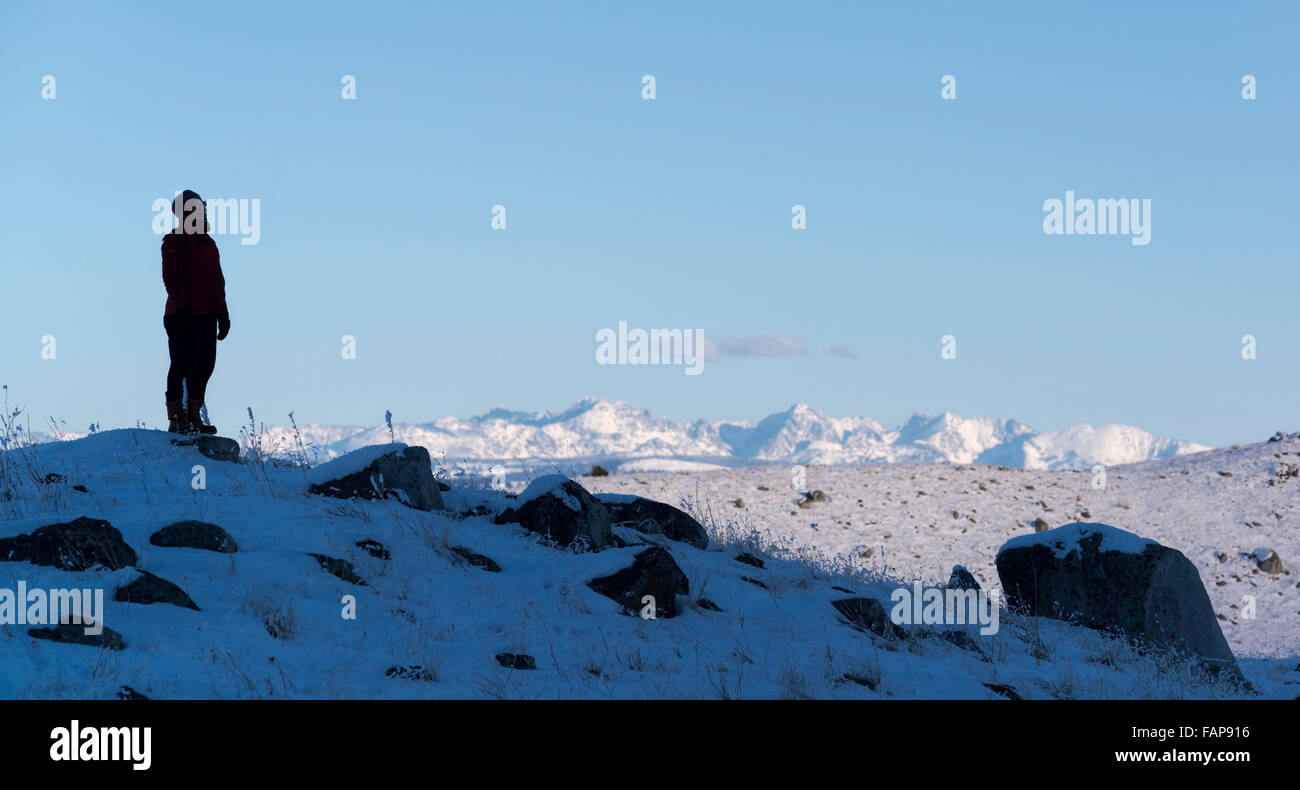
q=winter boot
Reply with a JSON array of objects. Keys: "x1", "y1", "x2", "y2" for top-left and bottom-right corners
[
  {"x1": 167, "y1": 399, "x2": 189, "y2": 434},
  {"x1": 187, "y1": 401, "x2": 218, "y2": 435}
]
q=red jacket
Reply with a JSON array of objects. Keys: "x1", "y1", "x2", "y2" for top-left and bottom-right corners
[{"x1": 162, "y1": 231, "x2": 227, "y2": 316}]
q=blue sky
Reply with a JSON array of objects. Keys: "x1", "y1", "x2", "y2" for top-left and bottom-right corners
[{"x1": 1, "y1": 0, "x2": 1296, "y2": 447}]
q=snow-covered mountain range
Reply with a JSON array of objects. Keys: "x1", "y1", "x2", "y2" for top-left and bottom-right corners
[{"x1": 262, "y1": 399, "x2": 1211, "y2": 471}]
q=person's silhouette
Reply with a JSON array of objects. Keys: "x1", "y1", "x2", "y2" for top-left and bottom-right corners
[{"x1": 162, "y1": 190, "x2": 230, "y2": 434}]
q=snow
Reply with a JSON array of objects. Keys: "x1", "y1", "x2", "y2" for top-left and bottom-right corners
[
  {"x1": 999, "y1": 522, "x2": 1158, "y2": 560},
  {"x1": 585, "y1": 434, "x2": 1300, "y2": 663},
  {"x1": 617, "y1": 458, "x2": 729, "y2": 473},
  {"x1": 517, "y1": 473, "x2": 580, "y2": 511},
  {"x1": 303, "y1": 442, "x2": 407, "y2": 486},
  {"x1": 2, "y1": 427, "x2": 1293, "y2": 700}
]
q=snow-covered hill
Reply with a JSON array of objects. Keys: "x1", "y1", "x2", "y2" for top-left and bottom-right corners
[
  {"x1": 2, "y1": 428, "x2": 1291, "y2": 700},
  {"x1": 258, "y1": 399, "x2": 1211, "y2": 471}
]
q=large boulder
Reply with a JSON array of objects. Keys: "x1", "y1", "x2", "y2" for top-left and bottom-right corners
[
  {"x1": 588, "y1": 547, "x2": 689, "y2": 617},
  {"x1": 307, "y1": 444, "x2": 444, "y2": 512},
  {"x1": 596, "y1": 494, "x2": 708, "y2": 549},
  {"x1": 515, "y1": 475, "x2": 612, "y2": 550},
  {"x1": 0, "y1": 517, "x2": 137, "y2": 571},
  {"x1": 996, "y1": 522, "x2": 1239, "y2": 677}
]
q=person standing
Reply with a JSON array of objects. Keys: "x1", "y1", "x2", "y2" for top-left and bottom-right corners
[{"x1": 162, "y1": 189, "x2": 230, "y2": 434}]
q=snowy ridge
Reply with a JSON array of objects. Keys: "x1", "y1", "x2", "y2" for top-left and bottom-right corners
[{"x1": 258, "y1": 399, "x2": 1210, "y2": 471}]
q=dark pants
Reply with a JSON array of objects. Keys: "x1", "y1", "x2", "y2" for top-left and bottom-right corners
[{"x1": 165, "y1": 314, "x2": 218, "y2": 405}]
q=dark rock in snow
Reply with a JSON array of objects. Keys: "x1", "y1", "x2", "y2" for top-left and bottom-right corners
[
  {"x1": 308, "y1": 445, "x2": 445, "y2": 512},
  {"x1": 1033, "y1": 517, "x2": 1050, "y2": 533},
  {"x1": 597, "y1": 494, "x2": 708, "y2": 549},
  {"x1": 114, "y1": 570, "x2": 199, "y2": 610},
  {"x1": 831, "y1": 597, "x2": 905, "y2": 639},
  {"x1": 588, "y1": 546, "x2": 690, "y2": 618},
  {"x1": 734, "y1": 552, "x2": 765, "y2": 569},
  {"x1": 695, "y1": 597, "x2": 723, "y2": 612},
  {"x1": 386, "y1": 665, "x2": 436, "y2": 681},
  {"x1": 983, "y1": 682, "x2": 1023, "y2": 700},
  {"x1": 741, "y1": 576, "x2": 769, "y2": 590},
  {"x1": 117, "y1": 686, "x2": 149, "y2": 700},
  {"x1": 308, "y1": 553, "x2": 367, "y2": 586},
  {"x1": 517, "y1": 476, "x2": 613, "y2": 550},
  {"x1": 171, "y1": 434, "x2": 241, "y2": 463},
  {"x1": 29, "y1": 623, "x2": 126, "y2": 651},
  {"x1": 946, "y1": 565, "x2": 981, "y2": 591},
  {"x1": 450, "y1": 546, "x2": 501, "y2": 572},
  {"x1": 149, "y1": 520, "x2": 238, "y2": 553},
  {"x1": 1251, "y1": 548, "x2": 1286, "y2": 575},
  {"x1": 996, "y1": 522, "x2": 1241, "y2": 680},
  {"x1": 492, "y1": 506, "x2": 520, "y2": 525},
  {"x1": 355, "y1": 539, "x2": 390, "y2": 560},
  {"x1": 495, "y1": 653, "x2": 536, "y2": 670},
  {"x1": 0, "y1": 516, "x2": 137, "y2": 571}
]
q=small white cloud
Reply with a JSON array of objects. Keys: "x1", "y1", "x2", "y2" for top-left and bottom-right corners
[{"x1": 829, "y1": 344, "x2": 856, "y2": 359}]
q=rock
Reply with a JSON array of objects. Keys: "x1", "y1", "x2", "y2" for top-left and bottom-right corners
[
  {"x1": 831, "y1": 585, "x2": 855, "y2": 594},
  {"x1": 807, "y1": 490, "x2": 827, "y2": 502},
  {"x1": 517, "y1": 476, "x2": 612, "y2": 550},
  {"x1": 43, "y1": 472, "x2": 67, "y2": 484},
  {"x1": 734, "y1": 498, "x2": 745, "y2": 508},
  {"x1": 117, "y1": 686, "x2": 148, "y2": 700},
  {"x1": 114, "y1": 570, "x2": 199, "y2": 610},
  {"x1": 982, "y1": 682, "x2": 1023, "y2": 700},
  {"x1": 170, "y1": 434, "x2": 241, "y2": 463},
  {"x1": 0, "y1": 516, "x2": 137, "y2": 571},
  {"x1": 308, "y1": 553, "x2": 367, "y2": 585},
  {"x1": 741, "y1": 576, "x2": 768, "y2": 590},
  {"x1": 355, "y1": 539, "x2": 390, "y2": 560},
  {"x1": 492, "y1": 506, "x2": 520, "y2": 525},
  {"x1": 308, "y1": 445, "x2": 445, "y2": 512},
  {"x1": 1267, "y1": 431, "x2": 1287, "y2": 443},
  {"x1": 596, "y1": 494, "x2": 707, "y2": 549},
  {"x1": 996, "y1": 522, "x2": 1240, "y2": 678},
  {"x1": 695, "y1": 597, "x2": 723, "y2": 612},
  {"x1": 386, "y1": 665, "x2": 435, "y2": 681},
  {"x1": 1033, "y1": 517, "x2": 1050, "y2": 533},
  {"x1": 450, "y1": 546, "x2": 501, "y2": 572},
  {"x1": 946, "y1": 565, "x2": 980, "y2": 591},
  {"x1": 734, "y1": 552, "x2": 765, "y2": 569},
  {"x1": 587, "y1": 546, "x2": 689, "y2": 618},
  {"x1": 1251, "y1": 548, "x2": 1285, "y2": 574},
  {"x1": 831, "y1": 597, "x2": 905, "y2": 639},
  {"x1": 588, "y1": 464, "x2": 610, "y2": 477},
  {"x1": 72, "y1": 485, "x2": 89, "y2": 493},
  {"x1": 149, "y1": 520, "x2": 238, "y2": 553},
  {"x1": 495, "y1": 653, "x2": 536, "y2": 670},
  {"x1": 29, "y1": 623, "x2": 126, "y2": 651}
]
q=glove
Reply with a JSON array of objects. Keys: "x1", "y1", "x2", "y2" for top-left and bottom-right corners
[{"x1": 217, "y1": 310, "x2": 230, "y2": 341}]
